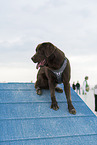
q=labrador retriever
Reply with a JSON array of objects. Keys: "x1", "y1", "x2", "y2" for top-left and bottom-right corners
[{"x1": 31, "y1": 42, "x2": 76, "y2": 114}]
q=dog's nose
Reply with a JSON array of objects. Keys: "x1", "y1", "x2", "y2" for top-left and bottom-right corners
[{"x1": 31, "y1": 56, "x2": 34, "y2": 61}]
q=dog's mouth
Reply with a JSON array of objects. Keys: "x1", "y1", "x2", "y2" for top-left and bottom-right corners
[{"x1": 36, "y1": 59, "x2": 46, "y2": 69}]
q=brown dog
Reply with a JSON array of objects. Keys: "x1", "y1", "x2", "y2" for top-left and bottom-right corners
[{"x1": 31, "y1": 42, "x2": 76, "y2": 114}]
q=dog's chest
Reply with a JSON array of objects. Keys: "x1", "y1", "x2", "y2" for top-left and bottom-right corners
[{"x1": 51, "y1": 58, "x2": 67, "y2": 84}]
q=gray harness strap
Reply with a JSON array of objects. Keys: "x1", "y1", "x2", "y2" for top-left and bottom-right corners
[{"x1": 51, "y1": 58, "x2": 67, "y2": 84}]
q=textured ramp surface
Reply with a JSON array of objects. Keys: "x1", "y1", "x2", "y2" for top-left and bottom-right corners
[{"x1": 0, "y1": 83, "x2": 97, "y2": 145}]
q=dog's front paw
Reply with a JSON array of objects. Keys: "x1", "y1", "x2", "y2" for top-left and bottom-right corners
[
  {"x1": 50, "y1": 102, "x2": 59, "y2": 111},
  {"x1": 69, "y1": 108, "x2": 76, "y2": 115},
  {"x1": 69, "y1": 106, "x2": 76, "y2": 115},
  {"x1": 68, "y1": 103, "x2": 76, "y2": 115}
]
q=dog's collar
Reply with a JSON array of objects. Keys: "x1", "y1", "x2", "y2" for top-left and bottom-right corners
[{"x1": 51, "y1": 58, "x2": 67, "y2": 84}]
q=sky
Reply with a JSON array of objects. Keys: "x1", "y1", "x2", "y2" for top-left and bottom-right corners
[{"x1": 0, "y1": 0, "x2": 97, "y2": 87}]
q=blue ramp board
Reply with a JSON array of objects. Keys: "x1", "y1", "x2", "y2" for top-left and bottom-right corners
[{"x1": 0, "y1": 83, "x2": 97, "y2": 145}]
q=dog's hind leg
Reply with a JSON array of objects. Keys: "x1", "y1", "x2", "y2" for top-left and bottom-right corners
[
  {"x1": 34, "y1": 76, "x2": 49, "y2": 95},
  {"x1": 55, "y1": 86, "x2": 63, "y2": 93},
  {"x1": 35, "y1": 82, "x2": 42, "y2": 95}
]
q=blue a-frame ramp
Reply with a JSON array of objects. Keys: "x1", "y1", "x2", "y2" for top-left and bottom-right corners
[{"x1": 0, "y1": 83, "x2": 97, "y2": 145}]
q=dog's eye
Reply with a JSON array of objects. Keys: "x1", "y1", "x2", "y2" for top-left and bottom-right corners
[{"x1": 37, "y1": 49, "x2": 44, "y2": 55}]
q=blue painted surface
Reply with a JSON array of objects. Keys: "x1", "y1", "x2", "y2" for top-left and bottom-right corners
[{"x1": 0, "y1": 83, "x2": 97, "y2": 145}]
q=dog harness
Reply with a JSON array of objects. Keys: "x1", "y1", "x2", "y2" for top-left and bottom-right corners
[{"x1": 51, "y1": 58, "x2": 67, "y2": 84}]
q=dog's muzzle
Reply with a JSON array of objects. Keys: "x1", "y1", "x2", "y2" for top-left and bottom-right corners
[{"x1": 36, "y1": 59, "x2": 46, "y2": 69}]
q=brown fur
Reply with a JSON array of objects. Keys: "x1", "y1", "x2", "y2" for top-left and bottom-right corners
[{"x1": 31, "y1": 42, "x2": 76, "y2": 114}]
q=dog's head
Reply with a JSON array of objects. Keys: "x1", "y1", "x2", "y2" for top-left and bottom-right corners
[{"x1": 31, "y1": 42, "x2": 65, "y2": 69}]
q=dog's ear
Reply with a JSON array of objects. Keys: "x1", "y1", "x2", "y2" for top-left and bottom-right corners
[{"x1": 42, "y1": 42, "x2": 56, "y2": 57}]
